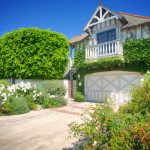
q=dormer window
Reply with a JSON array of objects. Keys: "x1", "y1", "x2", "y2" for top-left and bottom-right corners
[{"x1": 97, "y1": 28, "x2": 116, "y2": 44}]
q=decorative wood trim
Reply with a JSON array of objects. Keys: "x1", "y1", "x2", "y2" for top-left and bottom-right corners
[{"x1": 84, "y1": 4, "x2": 122, "y2": 31}]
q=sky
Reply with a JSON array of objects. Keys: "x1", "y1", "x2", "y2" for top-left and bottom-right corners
[{"x1": 0, "y1": 0, "x2": 150, "y2": 39}]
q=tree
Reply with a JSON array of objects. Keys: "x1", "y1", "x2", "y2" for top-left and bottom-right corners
[{"x1": 0, "y1": 28, "x2": 69, "y2": 83}]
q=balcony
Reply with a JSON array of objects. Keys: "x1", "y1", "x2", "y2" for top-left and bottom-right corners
[{"x1": 85, "y1": 40, "x2": 123, "y2": 59}]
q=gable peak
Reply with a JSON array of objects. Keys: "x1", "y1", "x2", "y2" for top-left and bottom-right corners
[{"x1": 84, "y1": 4, "x2": 122, "y2": 32}]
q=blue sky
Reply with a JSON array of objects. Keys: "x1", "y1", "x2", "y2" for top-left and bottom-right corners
[{"x1": 0, "y1": 0, "x2": 150, "y2": 39}]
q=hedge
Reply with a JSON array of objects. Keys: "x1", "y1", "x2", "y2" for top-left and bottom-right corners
[{"x1": 0, "y1": 28, "x2": 69, "y2": 80}]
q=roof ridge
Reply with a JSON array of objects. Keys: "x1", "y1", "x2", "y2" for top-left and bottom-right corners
[
  {"x1": 118, "y1": 12, "x2": 150, "y2": 19},
  {"x1": 72, "y1": 33, "x2": 88, "y2": 38}
]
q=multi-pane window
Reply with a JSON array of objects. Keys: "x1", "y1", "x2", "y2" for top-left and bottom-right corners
[{"x1": 97, "y1": 28, "x2": 116, "y2": 44}]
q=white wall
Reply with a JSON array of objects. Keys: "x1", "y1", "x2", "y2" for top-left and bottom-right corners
[{"x1": 6, "y1": 79, "x2": 71, "y2": 98}]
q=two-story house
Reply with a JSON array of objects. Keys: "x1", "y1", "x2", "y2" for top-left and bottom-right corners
[{"x1": 69, "y1": 3, "x2": 150, "y2": 104}]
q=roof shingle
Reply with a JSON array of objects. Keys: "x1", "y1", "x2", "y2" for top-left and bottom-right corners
[
  {"x1": 69, "y1": 33, "x2": 89, "y2": 45},
  {"x1": 118, "y1": 12, "x2": 150, "y2": 29}
]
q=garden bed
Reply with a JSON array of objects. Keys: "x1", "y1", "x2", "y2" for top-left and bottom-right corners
[{"x1": 0, "y1": 80, "x2": 67, "y2": 116}]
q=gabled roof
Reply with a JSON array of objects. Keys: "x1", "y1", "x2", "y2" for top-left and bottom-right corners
[
  {"x1": 69, "y1": 33, "x2": 89, "y2": 45},
  {"x1": 118, "y1": 12, "x2": 150, "y2": 29},
  {"x1": 84, "y1": 4, "x2": 123, "y2": 31},
  {"x1": 70, "y1": 4, "x2": 150, "y2": 44}
]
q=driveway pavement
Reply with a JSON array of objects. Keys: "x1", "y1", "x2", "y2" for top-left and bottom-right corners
[{"x1": 0, "y1": 99, "x2": 94, "y2": 150}]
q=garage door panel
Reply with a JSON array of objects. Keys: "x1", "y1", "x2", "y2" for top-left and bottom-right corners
[
  {"x1": 103, "y1": 77, "x2": 119, "y2": 89},
  {"x1": 85, "y1": 71, "x2": 141, "y2": 103},
  {"x1": 87, "y1": 77, "x2": 101, "y2": 90}
]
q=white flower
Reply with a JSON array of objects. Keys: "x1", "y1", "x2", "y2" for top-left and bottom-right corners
[
  {"x1": 33, "y1": 95, "x2": 36, "y2": 98},
  {"x1": 19, "y1": 82, "x2": 25, "y2": 88},
  {"x1": 1, "y1": 93, "x2": 7, "y2": 98},
  {"x1": 33, "y1": 90, "x2": 37, "y2": 93},
  {"x1": 50, "y1": 95, "x2": 56, "y2": 98},
  {"x1": 1, "y1": 93, "x2": 7, "y2": 101},
  {"x1": 82, "y1": 114, "x2": 92, "y2": 122},
  {"x1": 38, "y1": 92, "x2": 42, "y2": 96},
  {"x1": 8, "y1": 84, "x2": 16, "y2": 93},
  {"x1": 89, "y1": 110, "x2": 94, "y2": 114},
  {"x1": 93, "y1": 141, "x2": 97, "y2": 147},
  {"x1": 0, "y1": 84, "x2": 5, "y2": 91},
  {"x1": 96, "y1": 127, "x2": 99, "y2": 130}
]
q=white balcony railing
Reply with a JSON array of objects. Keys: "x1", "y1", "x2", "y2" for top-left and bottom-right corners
[{"x1": 85, "y1": 40, "x2": 122, "y2": 59}]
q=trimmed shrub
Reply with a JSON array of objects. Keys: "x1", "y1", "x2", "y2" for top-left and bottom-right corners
[
  {"x1": 42, "y1": 80, "x2": 66, "y2": 97},
  {"x1": 74, "y1": 92, "x2": 85, "y2": 102},
  {"x1": 0, "y1": 28, "x2": 69, "y2": 80}
]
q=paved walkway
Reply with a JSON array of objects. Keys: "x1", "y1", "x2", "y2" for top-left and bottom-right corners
[{"x1": 0, "y1": 99, "x2": 94, "y2": 150}]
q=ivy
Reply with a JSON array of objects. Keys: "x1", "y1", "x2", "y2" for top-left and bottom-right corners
[
  {"x1": 123, "y1": 38, "x2": 150, "y2": 68},
  {"x1": 74, "y1": 45, "x2": 85, "y2": 68}
]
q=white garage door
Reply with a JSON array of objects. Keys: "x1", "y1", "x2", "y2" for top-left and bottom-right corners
[{"x1": 85, "y1": 71, "x2": 141, "y2": 104}]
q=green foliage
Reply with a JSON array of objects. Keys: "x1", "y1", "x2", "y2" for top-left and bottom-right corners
[
  {"x1": 74, "y1": 92, "x2": 85, "y2": 102},
  {"x1": 1, "y1": 96, "x2": 30, "y2": 115},
  {"x1": 25, "y1": 95, "x2": 38, "y2": 110},
  {"x1": 42, "y1": 97, "x2": 67, "y2": 109},
  {"x1": 119, "y1": 74, "x2": 150, "y2": 115},
  {"x1": 74, "y1": 45, "x2": 85, "y2": 68},
  {"x1": 123, "y1": 38, "x2": 150, "y2": 68},
  {"x1": 0, "y1": 80, "x2": 10, "y2": 86},
  {"x1": 0, "y1": 28, "x2": 69, "y2": 79},
  {"x1": 42, "y1": 80, "x2": 66, "y2": 97}
]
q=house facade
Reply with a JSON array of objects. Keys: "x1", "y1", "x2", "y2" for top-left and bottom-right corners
[{"x1": 70, "y1": 4, "x2": 150, "y2": 104}]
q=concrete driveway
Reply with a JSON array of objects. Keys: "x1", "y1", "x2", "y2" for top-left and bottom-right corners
[{"x1": 0, "y1": 100, "x2": 93, "y2": 150}]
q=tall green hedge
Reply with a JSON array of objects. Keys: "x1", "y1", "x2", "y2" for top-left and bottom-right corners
[{"x1": 0, "y1": 28, "x2": 69, "y2": 80}]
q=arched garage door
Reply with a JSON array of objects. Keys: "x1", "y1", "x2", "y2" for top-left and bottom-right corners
[{"x1": 85, "y1": 71, "x2": 141, "y2": 104}]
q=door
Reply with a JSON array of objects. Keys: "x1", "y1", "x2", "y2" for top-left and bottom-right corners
[{"x1": 85, "y1": 71, "x2": 141, "y2": 104}]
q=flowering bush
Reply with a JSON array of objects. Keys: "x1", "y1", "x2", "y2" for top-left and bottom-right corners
[
  {"x1": 0, "y1": 82, "x2": 43, "y2": 106},
  {"x1": 0, "y1": 81, "x2": 67, "y2": 115},
  {"x1": 69, "y1": 104, "x2": 150, "y2": 150}
]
